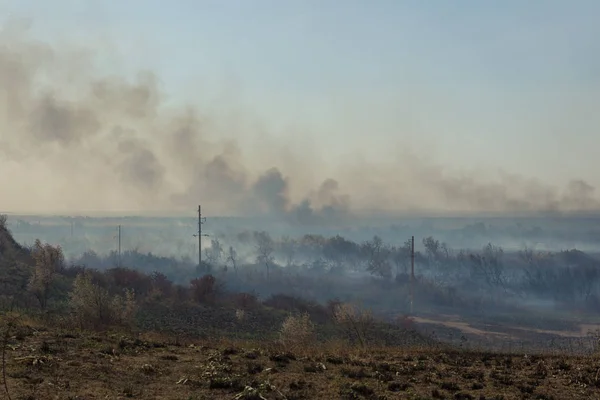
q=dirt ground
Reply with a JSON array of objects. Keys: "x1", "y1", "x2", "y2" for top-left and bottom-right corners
[{"x1": 2, "y1": 325, "x2": 600, "y2": 400}]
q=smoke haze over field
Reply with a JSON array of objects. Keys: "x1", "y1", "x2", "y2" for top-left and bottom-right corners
[{"x1": 1, "y1": 2, "x2": 600, "y2": 220}]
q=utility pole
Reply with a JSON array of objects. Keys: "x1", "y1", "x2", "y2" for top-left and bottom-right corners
[
  {"x1": 117, "y1": 225, "x2": 121, "y2": 267},
  {"x1": 118, "y1": 225, "x2": 121, "y2": 267},
  {"x1": 193, "y1": 205, "x2": 209, "y2": 271},
  {"x1": 410, "y1": 235, "x2": 415, "y2": 315}
]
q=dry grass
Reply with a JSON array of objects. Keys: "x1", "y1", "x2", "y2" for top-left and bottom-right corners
[{"x1": 1, "y1": 318, "x2": 599, "y2": 400}]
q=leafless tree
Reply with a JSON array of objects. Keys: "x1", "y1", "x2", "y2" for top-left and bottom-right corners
[
  {"x1": 422, "y1": 236, "x2": 440, "y2": 264},
  {"x1": 422, "y1": 236, "x2": 450, "y2": 267},
  {"x1": 226, "y1": 246, "x2": 238, "y2": 276},
  {"x1": 254, "y1": 231, "x2": 275, "y2": 280},
  {"x1": 362, "y1": 235, "x2": 392, "y2": 279},
  {"x1": 469, "y1": 243, "x2": 505, "y2": 289},
  {"x1": 204, "y1": 238, "x2": 223, "y2": 266},
  {"x1": 391, "y1": 238, "x2": 412, "y2": 276},
  {"x1": 280, "y1": 235, "x2": 296, "y2": 267}
]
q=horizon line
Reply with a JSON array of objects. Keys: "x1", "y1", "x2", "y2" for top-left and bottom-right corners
[{"x1": 4, "y1": 209, "x2": 600, "y2": 220}]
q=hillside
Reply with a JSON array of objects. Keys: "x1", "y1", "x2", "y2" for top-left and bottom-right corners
[
  {"x1": 0, "y1": 223, "x2": 32, "y2": 304},
  {"x1": 0, "y1": 222, "x2": 30, "y2": 261}
]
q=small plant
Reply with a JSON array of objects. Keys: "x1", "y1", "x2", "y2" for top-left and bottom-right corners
[{"x1": 235, "y1": 309, "x2": 246, "y2": 322}]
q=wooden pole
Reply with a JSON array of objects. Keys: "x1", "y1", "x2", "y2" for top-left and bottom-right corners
[{"x1": 410, "y1": 235, "x2": 415, "y2": 314}]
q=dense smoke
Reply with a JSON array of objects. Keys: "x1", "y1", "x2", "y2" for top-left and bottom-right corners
[{"x1": 1, "y1": 20, "x2": 599, "y2": 221}]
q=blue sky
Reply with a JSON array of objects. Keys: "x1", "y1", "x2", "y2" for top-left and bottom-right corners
[{"x1": 1, "y1": 1, "x2": 599, "y2": 213}]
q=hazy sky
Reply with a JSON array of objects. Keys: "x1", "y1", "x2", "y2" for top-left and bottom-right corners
[{"x1": 0, "y1": 1, "x2": 599, "y2": 216}]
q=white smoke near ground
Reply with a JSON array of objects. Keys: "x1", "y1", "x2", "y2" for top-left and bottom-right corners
[{"x1": 1, "y1": 20, "x2": 600, "y2": 223}]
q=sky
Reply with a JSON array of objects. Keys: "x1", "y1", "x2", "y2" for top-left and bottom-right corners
[{"x1": 0, "y1": 1, "x2": 599, "y2": 217}]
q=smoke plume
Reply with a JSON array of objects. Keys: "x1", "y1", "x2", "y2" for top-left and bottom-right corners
[{"x1": 1, "y1": 21, "x2": 599, "y2": 221}]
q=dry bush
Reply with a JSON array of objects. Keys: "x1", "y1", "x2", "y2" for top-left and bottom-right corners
[
  {"x1": 190, "y1": 275, "x2": 221, "y2": 304},
  {"x1": 279, "y1": 312, "x2": 315, "y2": 349},
  {"x1": 69, "y1": 271, "x2": 137, "y2": 330},
  {"x1": 396, "y1": 314, "x2": 416, "y2": 330},
  {"x1": 107, "y1": 267, "x2": 152, "y2": 297},
  {"x1": 235, "y1": 309, "x2": 246, "y2": 322},
  {"x1": 332, "y1": 303, "x2": 374, "y2": 348},
  {"x1": 230, "y1": 292, "x2": 259, "y2": 310},
  {"x1": 264, "y1": 294, "x2": 330, "y2": 323},
  {"x1": 28, "y1": 239, "x2": 64, "y2": 310},
  {"x1": 150, "y1": 271, "x2": 173, "y2": 298}
]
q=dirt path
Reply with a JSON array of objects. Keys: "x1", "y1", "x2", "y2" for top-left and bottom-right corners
[
  {"x1": 505, "y1": 323, "x2": 600, "y2": 338},
  {"x1": 412, "y1": 315, "x2": 600, "y2": 339},
  {"x1": 412, "y1": 316, "x2": 514, "y2": 338}
]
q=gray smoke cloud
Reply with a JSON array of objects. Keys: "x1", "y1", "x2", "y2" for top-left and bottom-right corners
[{"x1": 1, "y1": 20, "x2": 599, "y2": 221}]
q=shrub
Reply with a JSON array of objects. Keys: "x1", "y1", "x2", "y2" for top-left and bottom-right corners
[
  {"x1": 190, "y1": 275, "x2": 220, "y2": 304},
  {"x1": 396, "y1": 314, "x2": 415, "y2": 330},
  {"x1": 150, "y1": 271, "x2": 173, "y2": 297},
  {"x1": 332, "y1": 303, "x2": 374, "y2": 348},
  {"x1": 279, "y1": 312, "x2": 315, "y2": 349},
  {"x1": 264, "y1": 294, "x2": 329, "y2": 323},
  {"x1": 231, "y1": 292, "x2": 259, "y2": 310},
  {"x1": 69, "y1": 271, "x2": 137, "y2": 330},
  {"x1": 235, "y1": 309, "x2": 246, "y2": 322},
  {"x1": 107, "y1": 267, "x2": 152, "y2": 297}
]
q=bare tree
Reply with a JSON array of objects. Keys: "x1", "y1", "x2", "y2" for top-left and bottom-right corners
[
  {"x1": 362, "y1": 235, "x2": 392, "y2": 279},
  {"x1": 422, "y1": 236, "x2": 440, "y2": 264},
  {"x1": 204, "y1": 238, "x2": 224, "y2": 267},
  {"x1": 469, "y1": 243, "x2": 505, "y2": 289},
  {"x1": 28, "y1": 239, "x2": 64, "y2": 310},
  {"x1": 280, "y1": 235, "x2": 297, "y2": 267},
  {"x1": 391, "y1": 238, "x2": 413, "y2": 277},
  {"x1": 226, "y1": 246, "x2": 238, "y2": 276},
  {"x1": 423, "y1": 236, "x2": 450, "y2": 266},
  {"x1": 254, "y1": 231, "x2": 274, "y2": 280}
]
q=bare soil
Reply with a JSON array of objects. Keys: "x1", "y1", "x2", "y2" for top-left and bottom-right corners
[{"x1": 2, "y1": 324, "x2": 600, "y2": 400}]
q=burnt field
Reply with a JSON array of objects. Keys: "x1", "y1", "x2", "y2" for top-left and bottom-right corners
[{"x1": 2, "y1": 321, "x2": 600, "y2": 400}]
